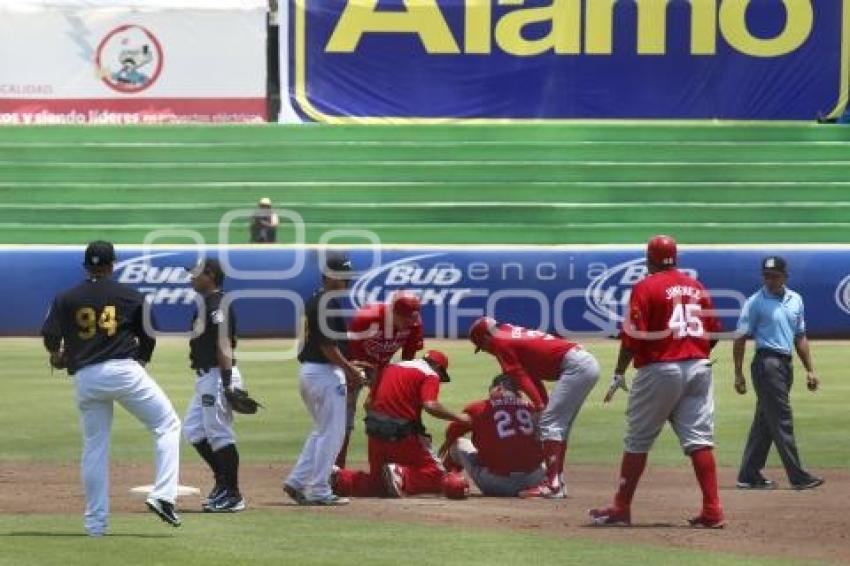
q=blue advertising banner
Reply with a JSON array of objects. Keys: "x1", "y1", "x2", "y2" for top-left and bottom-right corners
[
  {"x1": 2, "y1": 246, "x2": 849, "y2": 338},
  {"x1": 288, "y1": 0, "x2": 849, "y2": 121}
]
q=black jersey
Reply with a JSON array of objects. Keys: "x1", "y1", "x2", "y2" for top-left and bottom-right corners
[
  {"x1": 189, "y1": 290, "x2": 237, "y2": 370},
  {"x1": 298, "y1": 289, "x2": 348, "y2": 364},
  {"x1": 41, "y1": 277, "x2": 155, "y2": 374}
]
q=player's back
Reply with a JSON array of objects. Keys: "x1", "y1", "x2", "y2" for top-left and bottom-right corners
[
  {"x1": 470, "y1": 394, "x2": 543, "y2": 475},
  {"x1": 53, "y1": 278, "x2": 148, "y2": 372},
  {"x1": 370, "y1": 360, "x2": 438, "y2": 422},
  {"x1": 627, "y1": 269, "x2": 719, "y2": 366},
  {"x1": 491, "y1": 324, "x2": 577, "y2": 380}
]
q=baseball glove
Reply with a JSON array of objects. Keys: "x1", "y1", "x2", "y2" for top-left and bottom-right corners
[
  {"x1": 225, "y1": 387, "x2": 263, "y2": 414},
  {"x1": 49, "y1": 350, "x2": 69, "y2": 370}
]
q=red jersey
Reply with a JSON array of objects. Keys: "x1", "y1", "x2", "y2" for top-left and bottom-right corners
[
  {"x1": 348, "y1": 303, "x2": 424, "y2": 367},
  {"x1": 368, "y1": 359, "x2": 440, "y2": 422},
  {"x1": 445, "y1": 393, "x2": 543, "y2": 476},
  {"x1": 486, "y1": 324, "x2": 578, "y2": 410},
  {"x1": 621, "y1": 269, "x2": 721, "y2": 368}
]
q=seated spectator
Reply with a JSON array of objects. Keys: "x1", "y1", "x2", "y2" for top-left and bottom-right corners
[{"x1": 250, "y1": 197, "x2": 279, "y2": 243}]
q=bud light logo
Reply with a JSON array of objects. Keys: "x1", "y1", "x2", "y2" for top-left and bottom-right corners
[
  {"x1": 834, "y1": 274, "x2": 850, "y2": 316},
  {"x1": 350, "y1": 253, "x2": 472, "y2": 308},
  {"x1": 114, "y1": 253, "x2": 195, "y2": 305}
]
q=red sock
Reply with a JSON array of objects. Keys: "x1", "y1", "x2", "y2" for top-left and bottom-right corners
[
  {"x1": 543, "y1": 440, "x2": 565, "y2": 485},
  {"x1": 335, "y1": 432, "x2": 351, "y2": 469},
  {"x1": 614, "y1": 452, "x2": 647, "y2": 509},
  {"x1": 690, "y1": 447, "x2": 722, "y2": 517}
]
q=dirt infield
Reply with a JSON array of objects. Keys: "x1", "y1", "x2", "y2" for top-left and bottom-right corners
[{"x1": 2, "y1": 462, "x2": 847, "y2": 564}]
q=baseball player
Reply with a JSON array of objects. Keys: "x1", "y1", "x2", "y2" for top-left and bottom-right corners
[
  {"x1": 468, "y1": 317, "x2": 599, "y2": 498},
  {"x1": 336, "y1": 292, "x2": 423, "y2": 468},
  {"x1": 589, "y1": 235, "x2": 724, "y2": 529},
  {"x1": 41, "y1": 241, "x2": 181, "y2": 535},
  {"x1": 284, "y1": 254, "x2": 365, "y2": 506},
  {"x1": 333, "y1": 351, "x2": 469, "y2": 498},
  {"x1": 440, "y1": 374, "x2": 545, "y2": 496},
  {"x1": 182, "y1": 258, "x2": 246, "y2": 513}
]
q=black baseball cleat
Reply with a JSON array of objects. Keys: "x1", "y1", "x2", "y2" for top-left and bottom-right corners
[
  {"x1": 203, "y1": 484, "x2": 226, "y2": 506},
  {"x1": 283, "y1": 483, "x2": 308, "y2": 505},
  {"x1": 792, "y1": 477, "x2": 825, "y2": 490},
  {"x1": 736, "y1": 478, "x2": 777, "y2": 490},
  {"x1": 145, "y1": 497, "x2": 182, "y2": 527},
  {"x1": 204, "y1": 490, "x2": 246, "y2": 513}
]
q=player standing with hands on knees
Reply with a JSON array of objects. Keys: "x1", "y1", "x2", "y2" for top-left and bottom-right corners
[
  {"x1": 468, "y1": 317, "x2": 599, "y2": 499},
  {"x1": 733, "y1": 256, "x2": 823, "y2": 490},
  {"x1": 284, "y1": 254, "x2": 365, "y2": 506},
  {"x1": 41, "y1": 241, "x2": 182, "y2": 535},
  {"x1": 590, "y1": 235, "x2": 724, "y2": 529}
]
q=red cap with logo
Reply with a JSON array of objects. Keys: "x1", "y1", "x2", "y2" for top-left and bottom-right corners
[
  {"x1": 646, "y1": 235, "x2": 677, "y2": 268},
  {"x1": 469, "y1": 316, "x2": 498, "y2": 353},
  {"x1": 392, "y1": 292, "x2": 421, "y2": 317},
  {"x1": 424, "y1": 349, "x2": 450, "y2": 382}
]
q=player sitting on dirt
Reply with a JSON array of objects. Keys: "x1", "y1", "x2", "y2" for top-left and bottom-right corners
[{"x1": 439, "y1": 374, "x2": 546, "y2": 497}]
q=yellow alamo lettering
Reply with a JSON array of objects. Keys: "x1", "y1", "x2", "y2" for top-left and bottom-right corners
[{"x1": 325, "y1": 0, "x2": 814, "y2": 58}]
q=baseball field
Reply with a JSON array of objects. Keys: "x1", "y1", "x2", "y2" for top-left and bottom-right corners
[
  {"x1": 2, "y1": 122, "x2": 850, "y2": 566},
  {"x1": 1, "y1": 338, "x2": 848, "y2": 566}
]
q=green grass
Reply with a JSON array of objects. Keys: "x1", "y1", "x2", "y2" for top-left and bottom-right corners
[
  {"x1": 0, "y1": 512, "x2": 827, "y2": 566},
  {"x1": 2, "y1": 124, "x2": 850, "y2": 245},
  {"x1": 2, "y1": 338, "x2": 846, "y2": 469}
]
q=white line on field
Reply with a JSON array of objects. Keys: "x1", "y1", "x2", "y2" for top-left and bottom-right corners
[
  {"x1": 1, "y1": 141, "x2": 850, "y2": 148},
  {"x1": 1, "y1": 161, "x2": 849, "y2": 168},
  {"x1": 1, "y1": 202, "x2": 849, "y2": 210},
  {"x1": 1, "y1": 181, "x2": 850, "y2": 188}
]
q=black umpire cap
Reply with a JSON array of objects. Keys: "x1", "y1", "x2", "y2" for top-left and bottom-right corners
[
  {"x1": 188, "y1": 257, "x2": 225, "y2": 286},
  {"x1": 322, "y1": 253, "x2": 356, "y2": 280},
  {"x1": 762, "y1": 256, "x2": 787, "y2": 274},
  {"x1": 84, "y1": 240, "x2": 116, "y2": 267}
]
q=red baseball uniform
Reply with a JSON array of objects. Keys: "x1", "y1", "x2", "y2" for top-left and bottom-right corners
[
  {"x1": 334, "y1": 360, "x2": 444, "y2": 497},
  {"x1": 486, "y1": 324, "x2": 578, "y2": 410},
  {"x1": 348, "y1": 303, "x2": 423, "y2": 368},
  {"x1": 621, "y1": 269, "x2": 720, "y2": 367},
  {"x1": 446, "y1": 393, "x2": 543, "y2": 476}
]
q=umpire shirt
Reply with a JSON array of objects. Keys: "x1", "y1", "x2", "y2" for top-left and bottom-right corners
[
  {"x1": 736, "y1": 287, "x2": 805, "y2": 355},
  {"x1": 190, "y1": 290, "x2": 237, "y2": 370},
  {"x1": 299, "y1": 289, "x2": 348, "y2": 364},
  {"x1": 41, "y1": 278, "x2": 155, "y2": 374}
]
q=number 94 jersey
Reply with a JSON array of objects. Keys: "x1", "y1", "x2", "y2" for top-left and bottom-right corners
[
  {"x1": 621, "y1": 269, "x2": 721, "y2": 368},
  {"x1": 41, "y1": 278, "x2": 154, "y2": 374}
]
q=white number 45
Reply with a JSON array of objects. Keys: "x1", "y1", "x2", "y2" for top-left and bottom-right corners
[{"x1": 668, "y1": 304, "x2": 704, "y2": 338}]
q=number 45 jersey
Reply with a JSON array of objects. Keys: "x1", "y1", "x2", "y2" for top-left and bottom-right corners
[
  {"x1": 453, "y1": 393, "x2": 543, "y2": 476},
  {"x1": 621, "y1": 269, "x2": 722, "y2": 368},
  {"x1": 42, "y1": 278, "x2": 155, "y2": 374}
]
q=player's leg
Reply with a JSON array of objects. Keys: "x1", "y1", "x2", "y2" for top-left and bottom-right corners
[
  {"x1": 531, "y1": 348, "x2": 600, "y2": 498},
  {"x1": 335, "y1": 437, "x2": 386, "y2": 497},
  {"x1": 303, "y1": 366, "x2": 348, "y2": 502},
  {"x1": 737, "y1": 391, "x2": 773, "y2": 485},
  {"x1": 591, "y1": 363, "x2": 683, "y2": 525},
  {"x1": 203, "y1": 368, "x2": 244, "y2": 512},
  {"x1": 388, "y1": 435, "x2": 445, "y2": 496},
  {"x1": 286, "y1": 365, "x2": 322, "y2": 495},
  {"x1": 183, "y1": 373, "x2": 223, "y2": 504},
  {"x1": 670, "y1": 360, "x2": 723, "y2": 527},
  {"x1": 75, "y1": 367, "x2": 114, "y2": 537},
  {"x1": 116, "y1": 360, "x2": 181, "y2": 509},
  {"x1": 335, "y1": 383, "x2": 362, "y2": 468}
]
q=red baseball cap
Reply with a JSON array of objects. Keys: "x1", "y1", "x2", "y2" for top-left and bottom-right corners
[
  {"x1": 392, "y1": 292, "x2": 421, "y2": 317},
  {"x1": 647, "y1": 234, "x2": 677, "y2": 268},
  {"x1": 469, "y1": 316, "x2": 497, "y2": 353},
  {"x1": 424, "y1": 349, "x2": 450, "y2": 382}
]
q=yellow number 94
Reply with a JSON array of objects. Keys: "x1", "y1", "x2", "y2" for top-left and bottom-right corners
[{"x1": 75, "y1": 305, "x2": 118, "y2": 340}]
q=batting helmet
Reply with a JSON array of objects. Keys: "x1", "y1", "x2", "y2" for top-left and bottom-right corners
[
  {"x1": 442, "y1": 472, "x2": 470, "y2": 500},
  {"x1": 646, "y1": 235, "x2": 677, "y2": 268},
  {"x1": 392, "y1": 292, "x2": 421, "y2": 317},
  {"x1": 469, "y1": 316, "x2": 498, "y2": 353}
]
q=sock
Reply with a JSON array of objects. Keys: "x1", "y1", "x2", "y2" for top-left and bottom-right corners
[
  {"x1": 542, "y1": 440, "x2": 566, "y2": 486},
  {"x1": 690, "y1": 447, "x2": 722, "y2": 517},
  {"x1": 192, "y1": 440, "x2": 222, "y2": 487},
  {"x1": 213, "y1": 444, "x2": 240, "y2": 494},
  {"x1": 335, "y1": 431, "x2": 351, "y2": 469},
  {"x1": 614, "y1": 452, "x2": 648, "y2": 510}
]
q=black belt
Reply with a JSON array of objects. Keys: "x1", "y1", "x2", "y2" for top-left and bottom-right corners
[
  {"x1": 755, "y1": 348, "x2": 792, "y2": 362},
  {"x1": 194, "y1": 368, "x2": 213, "y2": 376}
]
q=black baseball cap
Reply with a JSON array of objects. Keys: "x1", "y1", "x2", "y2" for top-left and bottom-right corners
[
  {"x1": 322, "y1": 253, "x2": 356, "y2": 280},
  {"x1": 84, "y1": 240, "x2": 116, "y2": 267},
  {"x1": 762, "y1": 256, "x2": 787, "y2": 274},
  {"x1": 188, "y1": 257, "x2": 225, "y2": 285}
]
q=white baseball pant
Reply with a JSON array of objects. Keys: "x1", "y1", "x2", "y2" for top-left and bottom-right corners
[
  {"x1": 183, "y1": 367, "x2": 244, "y2": 451},
  {"x1": 449, "y1": 438, "x2": 545, "y2": 496}
]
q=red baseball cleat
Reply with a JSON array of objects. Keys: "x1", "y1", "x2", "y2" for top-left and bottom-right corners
[
  {"x1": 519, "y1": 479, "x2": 566, "y2": 499},
  {"x1": 687, "y1": 513, "x2": 725, "y2": 529},
  {"x1": 588, "y1": 505, "x2": 631, "y2": 526}
]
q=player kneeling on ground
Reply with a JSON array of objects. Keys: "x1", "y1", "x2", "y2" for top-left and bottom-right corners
[
  {"x1": 469, "y1": 318, "x2": 600, "y2": 498},
  {"x1": 439, "y1": 374, "x2": 545, "y2": 497},
  {"x1": 333, "y1": 351, "x2": 470, "y2": 498}
]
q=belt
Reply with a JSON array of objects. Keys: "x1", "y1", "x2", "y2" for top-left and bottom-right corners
[
  {"x1": 755, "y1": 348, "x2": 792, "y2": 362},
  {"x1": 194, "y1": 368, "x2": 213, "y2": 376}
]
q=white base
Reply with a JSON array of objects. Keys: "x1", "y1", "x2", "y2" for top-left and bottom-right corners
[{"x1": 129, "y1": 484, "x2": 201, "y2": 499}]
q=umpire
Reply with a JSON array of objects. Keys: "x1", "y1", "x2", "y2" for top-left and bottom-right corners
[
  {"x1": 41, "y1": 241, "x2": 181, "y2": 535},
  {"x1": 733, "y1": 256, "x2": 823, "y2": 490}
]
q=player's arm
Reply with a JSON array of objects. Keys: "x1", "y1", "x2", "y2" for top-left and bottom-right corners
[
  {"x1": 318, "y1": 305, "x2": 364, "y2": 386},
  {"x1": 131, "y1": 296, "x2": 156, "y2": 365},
  {"x1": 215, "y1": 306, "x2": 235, "y2": 389},
  {"x1": 506, "y1": 367, "x2": 546, "y2": 411},
  {"x1": 423, "y1": 400, "x2": 470, "y2": 424},
  {"x1": 401, "y1": 318, "x2": 424, "y2": 361},
  {"x1": 732, "y1": 295, "x2": 754, "y2": 395},
  {"x1": 41, "y1": 298, "x2": 66, "y2": 369},
  {"x1": 346, "y1": 308, "x2": 376, "y2": 363},
  {"x1": 793, "y1": 303, "x2": 818, "y2": 391}
]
